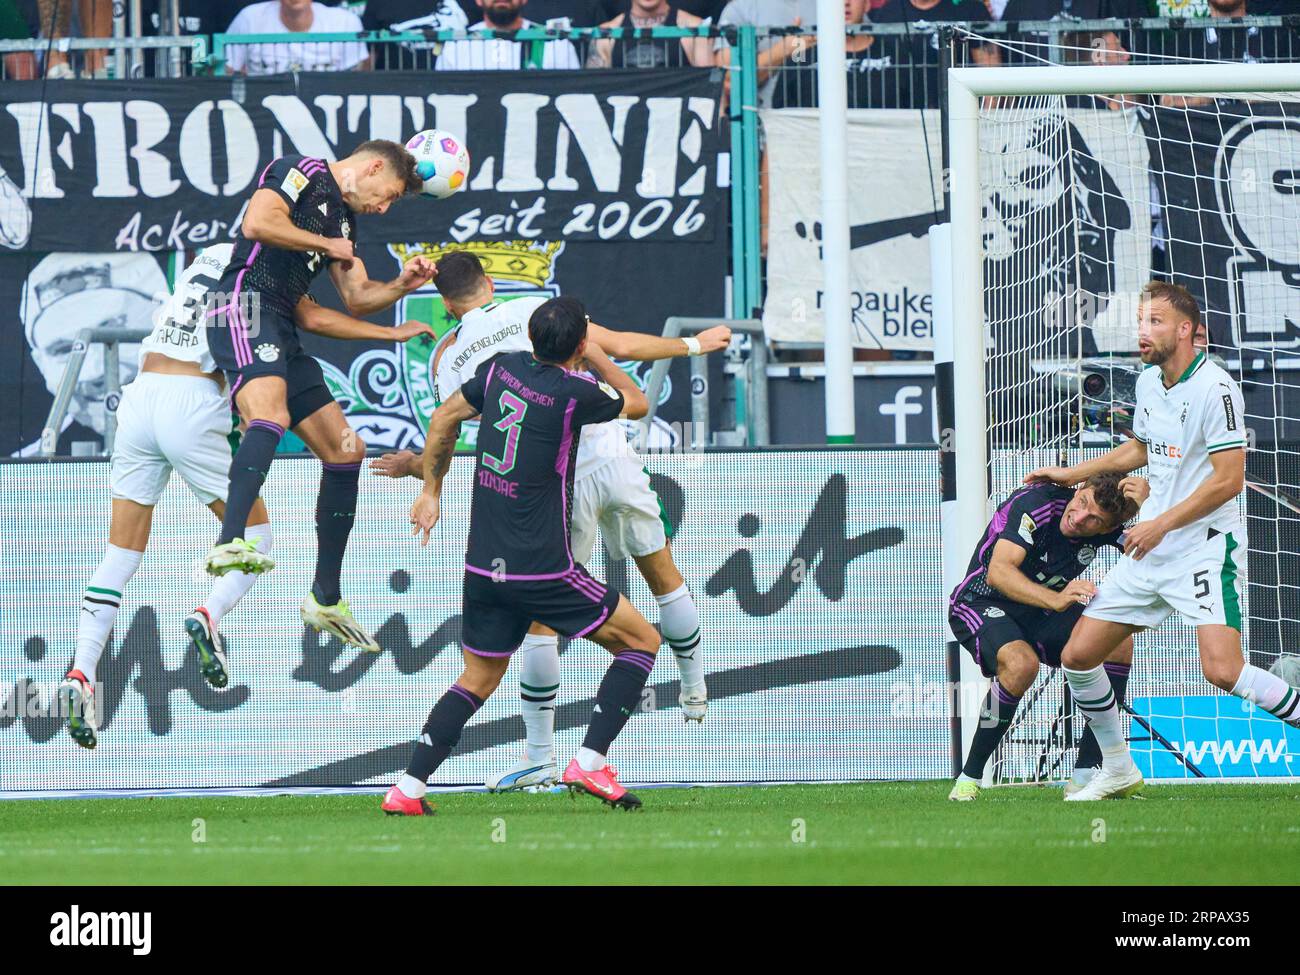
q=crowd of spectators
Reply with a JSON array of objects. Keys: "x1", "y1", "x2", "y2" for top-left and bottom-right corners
[{"x1": 0, "y1": 0, "x2": 1292, "y2": 80}]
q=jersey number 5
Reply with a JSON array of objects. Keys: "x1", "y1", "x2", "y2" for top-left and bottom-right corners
[{"x1": 482, "y1": 391, "x2": 528, "y2": 476}]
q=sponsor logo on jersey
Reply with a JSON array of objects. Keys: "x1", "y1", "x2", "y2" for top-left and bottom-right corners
[
  {"x1": 1149, "y1": 440, "x2": 1183, "y2": 460},
  {"x1": 255, "y1": 343, "x2": 280, "y2": 363},
  {"x1": 1077, "y1": 544, "x2": 1096, "y2": 565},
  {"x1": 1018, "y1": 513, "x2": 1036, "y2": 544},
  {"x1": 1222, "y1": 394, "x2": 1237, "y2": 430},
  {"x1": 983, "y1": 606, "x2": 1005, "y2": 618},
  {"x1": 282, "y1": 168, "x2": 310, "y2": 202}
]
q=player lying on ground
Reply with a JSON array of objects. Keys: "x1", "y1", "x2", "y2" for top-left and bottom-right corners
[
  {"x1": 1029, "y1": 280, "x2": 1300, "y2": 802},
  {"x1": 204, "y1": 140, "x2": 434, "y2": 653},
  {"x1": 59, "y1": 244, "x2": 435, "y2": 749},
  {"x1": 370, "y1": 250, "x2": 732, "y2": 789},
  {"x1": 947, "y1": 472, "x2": 1145, "y2": 801},
  {"x1": 385, "y1": 298, "x2": 660, "y2": 813}
]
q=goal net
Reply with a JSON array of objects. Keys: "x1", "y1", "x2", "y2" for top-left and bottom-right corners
[{"x1": 946, "y1": 62, "x2": 1300, "y2": 783}]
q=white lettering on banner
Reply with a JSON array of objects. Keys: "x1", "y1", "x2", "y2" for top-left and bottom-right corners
[
  {"x1": 879, "y1": 386, "x2": 923, "y2": 444},
  {"x1": 3, "y1": 87, "x2": 719, "y2": 246}
]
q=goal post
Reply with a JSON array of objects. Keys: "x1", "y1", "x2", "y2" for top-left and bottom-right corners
[{"x1": 942, "y1": 62, "x2": 1300, "y2": 784}]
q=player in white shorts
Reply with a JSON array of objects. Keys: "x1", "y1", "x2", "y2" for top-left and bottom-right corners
[
  {"x1": 1027, "y1": 281, "x2": 1299, "y2": 801},
  {"x1": 370, "y1": 250, "x2": 731, "y2": 789},
  {"x1": 60, "y1": 243, "x2": 434, "y2": 749}
]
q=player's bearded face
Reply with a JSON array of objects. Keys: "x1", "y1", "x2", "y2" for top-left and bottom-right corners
[{"x1": 1136, "y1": 300, "x2": 1179, "y2": 366}]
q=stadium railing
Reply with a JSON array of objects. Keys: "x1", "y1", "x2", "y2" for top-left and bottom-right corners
[
  {"x1": 0, "y1": 35, "x2": 206, "y2": 79},
  {"x1": 643, "y1": 317, "x2": 769, "y2": 447},
  {"x1": 40, "y1": 327, "x2": 149, "y2": 457}
]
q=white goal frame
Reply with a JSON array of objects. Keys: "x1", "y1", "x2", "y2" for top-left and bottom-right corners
[{"x1": 944, "y1": 63, "x2": 1300, "y2": 777}]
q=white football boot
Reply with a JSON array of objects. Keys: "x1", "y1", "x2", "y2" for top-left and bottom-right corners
[
  {"x1": 301, "y1": 594, "x2": 380, "y2": 653},
  {"x1": 60, "y1": 670, "x2": 98, "y2": 750},
  {"x1": 1063, "y1": 762, "x2": 1143, "y2": 801},
  {"x1": 486, "y1": 757, "x2": 560, "y2": 792}
]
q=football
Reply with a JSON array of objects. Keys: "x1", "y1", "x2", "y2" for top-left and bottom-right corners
[
  {"x1": 1269, "y1": 654, "x2": 1300, "y2": 689},
  {"x1": 405, "y1": 129, "x2": 470, "y2": 199}
]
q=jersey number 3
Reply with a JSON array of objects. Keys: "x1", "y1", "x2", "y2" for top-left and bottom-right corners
[{"x1": 482, "y1": 391, "x2": 528, "y2": 476}]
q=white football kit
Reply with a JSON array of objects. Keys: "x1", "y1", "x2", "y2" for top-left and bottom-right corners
[
  {"x1": 110, "y1": 245, "x2": 236, "y2": 507},
  {"x1": 433, "y1": 298, "x2": 669, "y2": 563},
  {"x1": 1084, "y1": 352, "x2": 1249, "y2": 630}
]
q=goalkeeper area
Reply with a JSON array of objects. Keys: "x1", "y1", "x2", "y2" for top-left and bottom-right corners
[{"x1": 3, "y1": 782, "x2": 1298, "y2": 886}]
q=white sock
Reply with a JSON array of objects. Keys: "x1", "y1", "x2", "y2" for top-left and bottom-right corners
[
  {"x1": 201, "y1": 523, "x2": 272, "y2": 627},
  {"x1": 74, "y1": 544, "x2": 144, "y2": 685},
  {"x1": 396, "y1": 773, "x2": 426, "y2": 799},
  {"x1": 517, "y1": 633, "x2": 559, "y2": 763},
  {"x1": 576, "y1": 746, "x2": 605, "y2": 772},
  {"x1": 1233, "y1": 664, "x2": 1300, "y2": 725},
  {"x1": 656, "y1": 583, "x2": 704, "y2": 692},
  {"x1": 1064, "y1": 665, "x2": 1132, "y2": 768},
  {"x1": 956, "y1": 772, "x2": 978, "y2": 784}
]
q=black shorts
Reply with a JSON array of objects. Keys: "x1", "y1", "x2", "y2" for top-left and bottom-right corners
[
  {"x1": 949, "y1": 599, "x2": 1084, "y2": 678},
  {"x1": 207, "y1": 303, "x2": 333, "y2": 427},
  {"x1": 460, "y1": 566, "x2": 621, "y2": 658}
]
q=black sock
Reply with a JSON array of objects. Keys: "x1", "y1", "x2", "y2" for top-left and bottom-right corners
[
  {"x1": 218, "y1": 420, "x2": 282, "y2": 545},
  {"x1": 581, "y1": 650, "x2": 655, "y2": 756},
  {"x1": 961, "y1": 681, "x2": 1021, "y2": 780},
  {"x1": 311, "y1": 461, "x2": 360, "y2": 606},
  {"x1": 1076, "y1": 661, "x2": 1131, "y2": 770},
  {"x1": 405, "y1": 684, "x2": 484, "y2": 782}
]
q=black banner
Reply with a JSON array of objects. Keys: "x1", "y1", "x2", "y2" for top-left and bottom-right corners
[
  {"x1": 0, "y1": 68, "x2": 725, "y2": 252},
  {"x1": 1143, "y1": 99, "x2": 1300, "y2": 352},
  {"x1": 0, "y1": 69, "x2": 728, "y2": 456}
]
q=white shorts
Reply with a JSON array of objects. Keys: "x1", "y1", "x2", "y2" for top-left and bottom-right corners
[
  {"x1": 570, "y1": 456, "x2": 670, "y2": 565},
  {"x1": 1083, "y1": 530, "x2": 1244, "y2": 631},
  {"x1": 110, "y1": 373, "x2": 233, "y2": 507}
]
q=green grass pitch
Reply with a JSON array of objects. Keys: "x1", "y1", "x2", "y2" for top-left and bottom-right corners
[{"x1": 3, "y1": 782, "x2": 1297, "y2": 885}]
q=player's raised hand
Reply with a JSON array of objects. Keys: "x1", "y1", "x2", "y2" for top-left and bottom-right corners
[
  {"x1": 1055, "y1": 578, "x2": 1097, "y2": 610},
  {"x1": 397, "y1": 256, "x2": 436, "y2": 292},
  {"x1": 323, "y1": 236, "x2": 355, "y2": 268},
  {"x1": 1123, "y1": 518, "x2": 1167, "y2": 561},
  {"x1": 392, "y1": 319, "x2": 436, "y2": 342},
  {"x1": 372, "y1": 450, "x2": 419, "y2": 479},
  {"x1": 694, "y1": 325, "x2": 732, "y2": 354},
  {"x1": 1120, "y1": 475, "x2": 1150, "y2": 507},
  {"x1": 1024, "y1": 466, "x2": 1077, "y2": 486},
  {"x1": 410, "y1": 492, "x2": 441, "y2": 545}
]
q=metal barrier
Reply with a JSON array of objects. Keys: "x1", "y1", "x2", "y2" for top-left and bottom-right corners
[
  {"x1": 643, "y1": 317, "x2": 769, "y2": 447},
  {"x1": 0, "y1": 35, "x2": 207, "y2": 80},
  {"x1": 41, "y1": 328, "x2": 148, "y2": 457}
]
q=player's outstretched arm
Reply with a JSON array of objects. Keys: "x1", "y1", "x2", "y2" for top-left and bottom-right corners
[
  {"x1": 586, "y1": 322, "x2": 731, "y2": 362},
  {"x1": 410, "y1": 391, "x2": 477, "y2": 544},
  {"x1": 1025, "y1": 436, "x2": 1147, "y2": 487},
  {"x1": 242, "y1": 189, "x2": 354, "y2": 264},
  {"x1": 294, "y1": 297, "x2": 434, "y2": 343},
  {"x1": 329, "y1": 254, "x2": 436, "y2": 318},
  {"x1": 584, "y1": 341, "x2": 648, "y2": 419},
  {"x1": 986, "y1": 539, "x2": 1090, "y2": 612}
]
